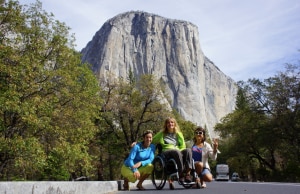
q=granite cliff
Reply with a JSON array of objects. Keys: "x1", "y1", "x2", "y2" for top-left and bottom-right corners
[{"x1": 81, "y1": 11, "x2": 237, "y2": 138}]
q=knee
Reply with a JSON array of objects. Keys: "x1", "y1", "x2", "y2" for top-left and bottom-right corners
[
  {"x1": 195, "y1": 162, "x2": 200, "y2": 168},
  {"x1": 195, "y1": 162, "x2": 203, "y2": 168},
  {"x1": 143, "y1": 164, "x2": 154, "y2": 174},
  {"x1": 148, "y1": 164, "x2": 154, "y2": 171}
]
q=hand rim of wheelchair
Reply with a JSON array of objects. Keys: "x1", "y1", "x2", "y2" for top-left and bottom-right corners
[{"x1": 151, "y1": 154, "x2": 201, "y2": 190}]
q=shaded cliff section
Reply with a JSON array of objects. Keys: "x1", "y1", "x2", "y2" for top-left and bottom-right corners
[{"x1": 81, "y1": 11, "x2": 237, "y2": 137}]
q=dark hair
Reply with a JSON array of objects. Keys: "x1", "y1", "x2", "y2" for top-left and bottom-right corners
[
  {"x1": 143, "y1": 130, "x2": 153, "y2": 137},
  {"x1": 194, "y1": 126, "x2": 206, "y2": 142}
]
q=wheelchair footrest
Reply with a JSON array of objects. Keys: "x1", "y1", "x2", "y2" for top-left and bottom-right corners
[{"x1": 177, "y1": 180, "x2": 197, "y2": 187}]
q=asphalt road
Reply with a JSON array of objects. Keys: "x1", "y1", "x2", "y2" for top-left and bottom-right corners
[{"x1": 116, "y1": 181, "x2": 300, "y2": 194}]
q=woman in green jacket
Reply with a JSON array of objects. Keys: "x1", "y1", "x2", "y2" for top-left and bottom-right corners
[{"x1": 152, "y1": 117, "x2": 193, "y2": 189}]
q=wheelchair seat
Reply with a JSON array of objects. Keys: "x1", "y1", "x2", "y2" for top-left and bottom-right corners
[{"x1": 151, "y1": 144, "x2": 201, "y2": 190}]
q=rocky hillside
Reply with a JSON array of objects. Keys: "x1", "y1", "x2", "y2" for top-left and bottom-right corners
[{"x1": 81, "y1": 11, "x2": 237, "y2": 138}]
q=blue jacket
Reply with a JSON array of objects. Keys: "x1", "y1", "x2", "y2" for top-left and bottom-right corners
[{"x1": 124, "y1": 142, "x2": 155, "y2": 172}]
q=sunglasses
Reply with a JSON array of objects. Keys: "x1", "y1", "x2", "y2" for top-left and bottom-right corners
[{"x1": 195, "y1": 131, "x2": 204, "y2": 135}]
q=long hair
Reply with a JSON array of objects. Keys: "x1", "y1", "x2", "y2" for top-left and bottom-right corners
[{"x1": 163, "y1": 117, "x2": 180, "y2": 134}]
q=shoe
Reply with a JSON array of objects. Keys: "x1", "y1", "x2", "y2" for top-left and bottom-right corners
[
  {"x1": 184, "y1": 175, "x2": 192, "y2": 183},
  {"x1": 136, "y1": 185, "x2": 145, "y2": 190},
  {"x1": 123, "y1": 179, "x2": 129, "y2": 190},
  {"x1": 179, "y1": 177, "x2": 185, "y2": 183},
  {"x1": 169, "y1": 182, "x2": 174, "y2": 190},
  {"x1": 201, "y1": 183, "x2": 207, "y2": 188}
]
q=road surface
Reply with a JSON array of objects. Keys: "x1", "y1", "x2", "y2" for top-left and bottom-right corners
[{"x1": 116, "y1": 180, "x2": 300, "y2": 194}]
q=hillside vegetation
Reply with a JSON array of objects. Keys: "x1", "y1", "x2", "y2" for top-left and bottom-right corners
[{"x1": 1, "y1": 0, "x2": 299, "y2": 182}]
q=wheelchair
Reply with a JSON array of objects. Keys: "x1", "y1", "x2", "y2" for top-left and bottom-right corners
[{"x1": 151, "y1": 145, "x2": 201, "y2": 190}]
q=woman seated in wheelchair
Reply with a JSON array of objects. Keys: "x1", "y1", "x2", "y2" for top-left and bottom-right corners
[
  {"x1": 152, "y1": 117, "x2": 193, "y2": 189},
  {"x1": 121, "y1": 130, "x2": 156, "y2": 190},
  {"x1": 192, "y1": 126, "x2": 218, "y2": 188}
]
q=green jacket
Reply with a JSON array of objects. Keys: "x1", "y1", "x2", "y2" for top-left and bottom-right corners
[{"x1": 152, "y1": 131, "x2": 186, "y2": 151}]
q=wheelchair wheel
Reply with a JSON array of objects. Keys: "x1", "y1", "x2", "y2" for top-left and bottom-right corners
[{"x1": 151, "y1": 155, "x2": 167, "y2": 190}]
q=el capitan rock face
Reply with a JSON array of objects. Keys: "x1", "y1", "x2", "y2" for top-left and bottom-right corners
[{"x1": 81, "y1": 11, "x2": 237, "y2": 137}]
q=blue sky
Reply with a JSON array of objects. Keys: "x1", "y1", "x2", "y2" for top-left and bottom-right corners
[{"x1": 19, "y1": 0, "x2": 300, "y2": 81}]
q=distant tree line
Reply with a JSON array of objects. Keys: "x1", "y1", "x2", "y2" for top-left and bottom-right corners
[
  {"x1": 1, "y1": 0, "x2": 299, "y2": 182},
  {"x1": 215, "y1": 64, "x2": 300, "y2": 182}
]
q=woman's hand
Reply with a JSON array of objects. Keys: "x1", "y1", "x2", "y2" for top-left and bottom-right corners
[
  {"x1": 133, "y1": 170, "x2": 140, "y2": 179},
  {"x1": 132, "y1": 162, "x2": 141, "y2": 169},
  {"x1": 130, "y1": 142, "x2": 137, "y2": 148},
  {"x1": 213, "y1": 138, "x2": 219, "y2": 152}
]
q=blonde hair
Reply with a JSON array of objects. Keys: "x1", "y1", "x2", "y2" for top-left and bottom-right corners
[{"x1": 163, "y1": 117, "x2": 180, "y2": 134}]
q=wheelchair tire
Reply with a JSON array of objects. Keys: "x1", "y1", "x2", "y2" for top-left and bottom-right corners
[{"x1": 151, "y1": 155, "x2": 167, "y2": 190}]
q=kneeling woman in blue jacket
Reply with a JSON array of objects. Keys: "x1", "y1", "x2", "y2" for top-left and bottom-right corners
[{"x1": 121, "y1": 130, "x2": 156, "y2": 190}]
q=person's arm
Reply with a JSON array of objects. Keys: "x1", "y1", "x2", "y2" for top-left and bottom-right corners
[
  {"x1": 152, "y1": 131, "x2": 162, "y2": 144},
  {"x1": 206, "y1": 142, "x2": 217, "y2": 160},
  {"x1": 125, "y1": 144, "x2": 139, "y2": 172},
  {"x1": 140, "y1": 144, "x2": 156, "y2": 166},
  {"x1": 177, "y1": 132, "x2": 186, "y2": 150}
]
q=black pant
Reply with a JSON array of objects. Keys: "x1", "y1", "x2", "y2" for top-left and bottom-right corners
[{"x1": 163, "y1": 148, "x2": 193, "y2": 174}]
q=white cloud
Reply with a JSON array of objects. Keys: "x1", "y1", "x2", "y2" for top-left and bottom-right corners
[{"x1": 19, "y1": 0, "x2": 300, "y2": 81}]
